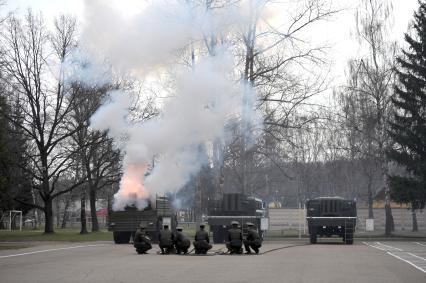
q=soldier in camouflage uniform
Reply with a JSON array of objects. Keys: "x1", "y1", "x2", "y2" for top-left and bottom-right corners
[
  {"x1": 133, "y1": 224, "x2": 152, "y2": 254},
  {"x1": 226, "y1": 221, "x2": 243, "y2": 254},
  {"x1": 174, "y1": 227, "x2": 191, "y2": 254},
  {"x1": 243, "y1": 222, "x2": 262, "y2": 254},
  {"x1": 158, "y1": 224, "x2": 175, "y2": 254},
  {"x1": 194, "y1": 223, "x2": 212, "y2": 254}
]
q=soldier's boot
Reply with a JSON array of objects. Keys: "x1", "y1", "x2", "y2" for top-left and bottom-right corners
[
  {"x1": 244, "y1": 244, "x2": 252, "y2": 254},
  {"x1": 253, "y1": 247, "x2": 259, "y2": 254}
]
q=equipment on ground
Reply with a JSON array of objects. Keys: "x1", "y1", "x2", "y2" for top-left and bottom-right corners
[
  {"x1": 108, "y1": 196, "x2": 176, "y2": 244},
  {"x1": 306, "y1": 197, "x2": 357, "y2": 245},
  {"x1": 207, "y1": 193, "x2": 268, "y2": 244}
]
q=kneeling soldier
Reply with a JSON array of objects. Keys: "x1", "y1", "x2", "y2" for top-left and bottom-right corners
[
  {"x1": 134, "y1": 224, "x2": 152, "y2": 254},
  {"x1": 193, "y1": 223, "x2": 212, "y2": 254},
  {"x1": 244, "y1": 222, "x2": 262, "y2": 254},
  {"x1": 159, "y1": 224, "x2": 175, "y2": 254},
  {"x1": 175, "y1": 227, "x2": 191, "y2": 254},
  {"x1": 226, "y1": 221, "x2": 243, "y2": 254}
]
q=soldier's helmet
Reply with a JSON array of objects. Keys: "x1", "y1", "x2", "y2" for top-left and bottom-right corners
[
  {"x1": 246, "y1": 222, "x2": 254, "y2": 227},
  {"x1": 199, "y1": 223, "x2": 205, "y2": 228},
  {"x1": 231, "y1": 221, "x2": 239, "y2": 226},
  {"x1": 163, "y1": 224, "x2": 169, "y2": 229},
  {"x1": 176, "y1": 227, "x2": 183, "y2": 231}
]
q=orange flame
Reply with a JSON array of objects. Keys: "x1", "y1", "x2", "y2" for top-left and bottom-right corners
[{"x1": 120, "y1": 164, "x2": 150, "y2": 199}]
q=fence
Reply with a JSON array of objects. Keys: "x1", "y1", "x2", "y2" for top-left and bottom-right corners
[{"x1": 268, "y1": 208, "x2": 426, "y2": 233}]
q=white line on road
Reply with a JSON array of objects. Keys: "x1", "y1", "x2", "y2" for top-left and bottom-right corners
[
  {"x1": 0, "y1": 244, "x2": 108, "y2": 259},
  {"x1": 408, "y1": 253, "x2": 426, "y2": 261},
  {"x1": 362, "y1": 242, "x2": 387, "y2": 251},
  {"x1": 376, "y1": 242, "x2": 403, "y2": 251},
  {"x1": 387, "y1": 252, "x2": 426, "y2": 274},
  {"x1": 415, "y1": 242, "x2": 426, "y2": 247}
]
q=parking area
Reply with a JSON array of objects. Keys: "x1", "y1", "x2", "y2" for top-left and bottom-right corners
[{"x1": 0, "y1": 240, "x2": 425, "y2": 283}]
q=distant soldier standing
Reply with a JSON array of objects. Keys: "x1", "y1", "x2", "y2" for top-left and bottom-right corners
[
  {"x1": 174, "y1": 227, "x2": 191, "y2": 254},
  {"x1": 226, "y1": 221, "x2": 243, "y2": 254},
  {"x1": 243, "y1": 222, "x2": 262, "y2": 254},
  {"x1": 194, "y1": 223, "x2": 212, "y2": 254},
  {"x1": 158, "y1": 224, "x2": 175, "y2": 254},
  {"x1": 133, "y1": 224, "x2": 152, "y2": 254}
]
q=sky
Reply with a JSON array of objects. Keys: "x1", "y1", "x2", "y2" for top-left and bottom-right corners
[{"x1": 4, "y1": 0, "x2": 420, "y2": 97}]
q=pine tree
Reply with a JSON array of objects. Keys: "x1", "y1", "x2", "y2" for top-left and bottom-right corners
[{"x1": 388, "y1": 1, "x2": 426, "y2": 231}]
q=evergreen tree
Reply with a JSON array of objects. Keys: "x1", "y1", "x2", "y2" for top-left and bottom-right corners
[{"x1": 388, "y1": 1, "x2": 426, "y2": 231}]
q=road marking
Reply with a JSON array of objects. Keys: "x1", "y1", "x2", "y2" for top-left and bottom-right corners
[
  {"x1": 0, "y1": 244, "x2": 107, "y2": 259},
  {"x1": 376, "y1": 242, "x2": 403, "y2": 251},
  {"x1": 415, "y1": 242, "x2": 426, "y2": 247},
  {"x1": 408, "y1": 253, "x2": 426, "y2": 261},
  {"x1": 362, "y1": 242, "x2": 387, "y2": 251},
  {"x1": 387, "y1": 252, "x2": 426, "y2": 274}
]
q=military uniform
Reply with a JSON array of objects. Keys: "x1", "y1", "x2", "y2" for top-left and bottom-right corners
[
  {"x1": 134, "y1": 226, "x2": 152, "y2": 254},
  {"x1": 226, "y1": 221, "x2": 243, "y2": 254},
  {"x1": 193, "y1": 224, "x2": 212, "y2": 254},
  {"x1": 243, "y1": 223, "x2": 262, "y2": 254},
  {"x1": 158, "y1": 225, "x2": 175, "y2": 254},
  {"x1": 175, "y1": 228, "x2": 191, "y2": 254}
]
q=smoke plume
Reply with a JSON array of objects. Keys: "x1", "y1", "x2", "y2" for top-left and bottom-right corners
[{"x1": 85, "y1": 0, "x2": 263, "y2": 210}]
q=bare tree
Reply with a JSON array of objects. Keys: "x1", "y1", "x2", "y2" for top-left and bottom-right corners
[
  {"x1": 69, "y1": 83, "x2": 121, "y2": 232},
  {"x1": 339, "y1": 0, "x2": 396, "y2": 235},
  {"x1": 0, "y1": 12, "x2": 83, "y2": 233}
]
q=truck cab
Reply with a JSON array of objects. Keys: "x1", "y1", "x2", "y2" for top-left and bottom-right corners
[{"x1": 306, "y1": 197, "x2": 357, "y2": 244}]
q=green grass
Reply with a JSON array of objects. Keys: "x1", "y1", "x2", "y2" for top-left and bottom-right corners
[
  {"x1": 0, "y1": 228, "x2": 113, "y2": 242},
  {"x1": 0, "y1": 243, "x2": 30, "y2": 250}
]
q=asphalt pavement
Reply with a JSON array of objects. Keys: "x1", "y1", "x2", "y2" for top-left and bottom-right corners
[{"x1": 0, "y1": 240, "x2": 425, "y2": 283}]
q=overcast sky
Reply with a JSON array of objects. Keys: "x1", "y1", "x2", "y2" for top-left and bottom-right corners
[{"x1": 4, "y1": 0, "x2": 420, "y2": 97}]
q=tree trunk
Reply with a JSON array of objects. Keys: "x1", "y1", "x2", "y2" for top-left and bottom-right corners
[
  {"x1": 411, "y1": 207, "x2": 418, "y2": 232},
  {"x1": 367, "y1": 175, "x2": 374, "y2": 219},
  {"x1": 44, "y1": 198, "x2": 54, "y2": 234},
  {"x1": 89, "y1": 187, "x2": 99, "y2": 232},
  {"x1": 382, "y1": 161, "x2": 394, "y2": 236},
  {"x1": 385, "y1": 202, "x2": 394, "y2": 236},
  {"x1": 61, "y1": 198, "x2": 71, "y2": 229},
  {"x1": 55, "y1": 197, "x2": 60, "y2": 228},
  {"x1": 80, "y1": 188, "x2": 88, "y2": 234},
  {"x1": 194, "y1": 175, "x2": 202, "y2": 231}
]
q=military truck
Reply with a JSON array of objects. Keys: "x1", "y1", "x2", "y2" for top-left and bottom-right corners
[
  {"x1": 108, "y1": 196, "x2": 177, "y2": 244},
  {"x1": 306, "y1": 197, "x2": 357, "y2": 244},
  {"x1": 207, "y1": 193, "x2": 268, "y2": 243}
]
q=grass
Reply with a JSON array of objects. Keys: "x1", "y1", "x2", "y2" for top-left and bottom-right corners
[
  {"x1": 1, "y1": 226, "x2": 423, "y2": 243},
  {"x1": 0, "y1": 228, "x2": 113, "y2": 242},
  {"x1": 0, "y1": 243, "x2": 30, "y2": 250}
]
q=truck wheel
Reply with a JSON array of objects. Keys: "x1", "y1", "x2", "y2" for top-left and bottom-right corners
[
  {"x1": 345, "y1": 234, "x2": 353, "y2": 245},
  {"x1": 309, "y1": 233, "x2": 317, "y2": 244},
  {"x1": 212, "y1": 226, "x2": 224, "y2": 243},
  {"x1": 113, "y1": 232, "x2": 123, "y2": 244},
  {"x1": 114, "y1": 231, "x2": 130, "y2": 244}
]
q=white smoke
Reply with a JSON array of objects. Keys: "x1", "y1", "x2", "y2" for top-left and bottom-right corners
[{"x1": 85, "y1": 0, "x2": 263, "y2": 210}]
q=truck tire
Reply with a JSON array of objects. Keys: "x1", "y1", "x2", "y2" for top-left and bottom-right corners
[
  {"x1": 212, "y1": 226, "x2": 226, "y2": 243},
  {"x1": 345, "y1": 233, "x2": 353, "y2": 245},
  {"x1": 309, "y1": 233, "x2": 317, "y2": 244},
  {"x1": 114, "y1": 231, "x2": 130, "y2": 244}
]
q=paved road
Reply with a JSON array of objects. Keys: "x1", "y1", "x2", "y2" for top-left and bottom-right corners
[{"x1": 0, "y1": 241, "x2": 425, "y2": 283}]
